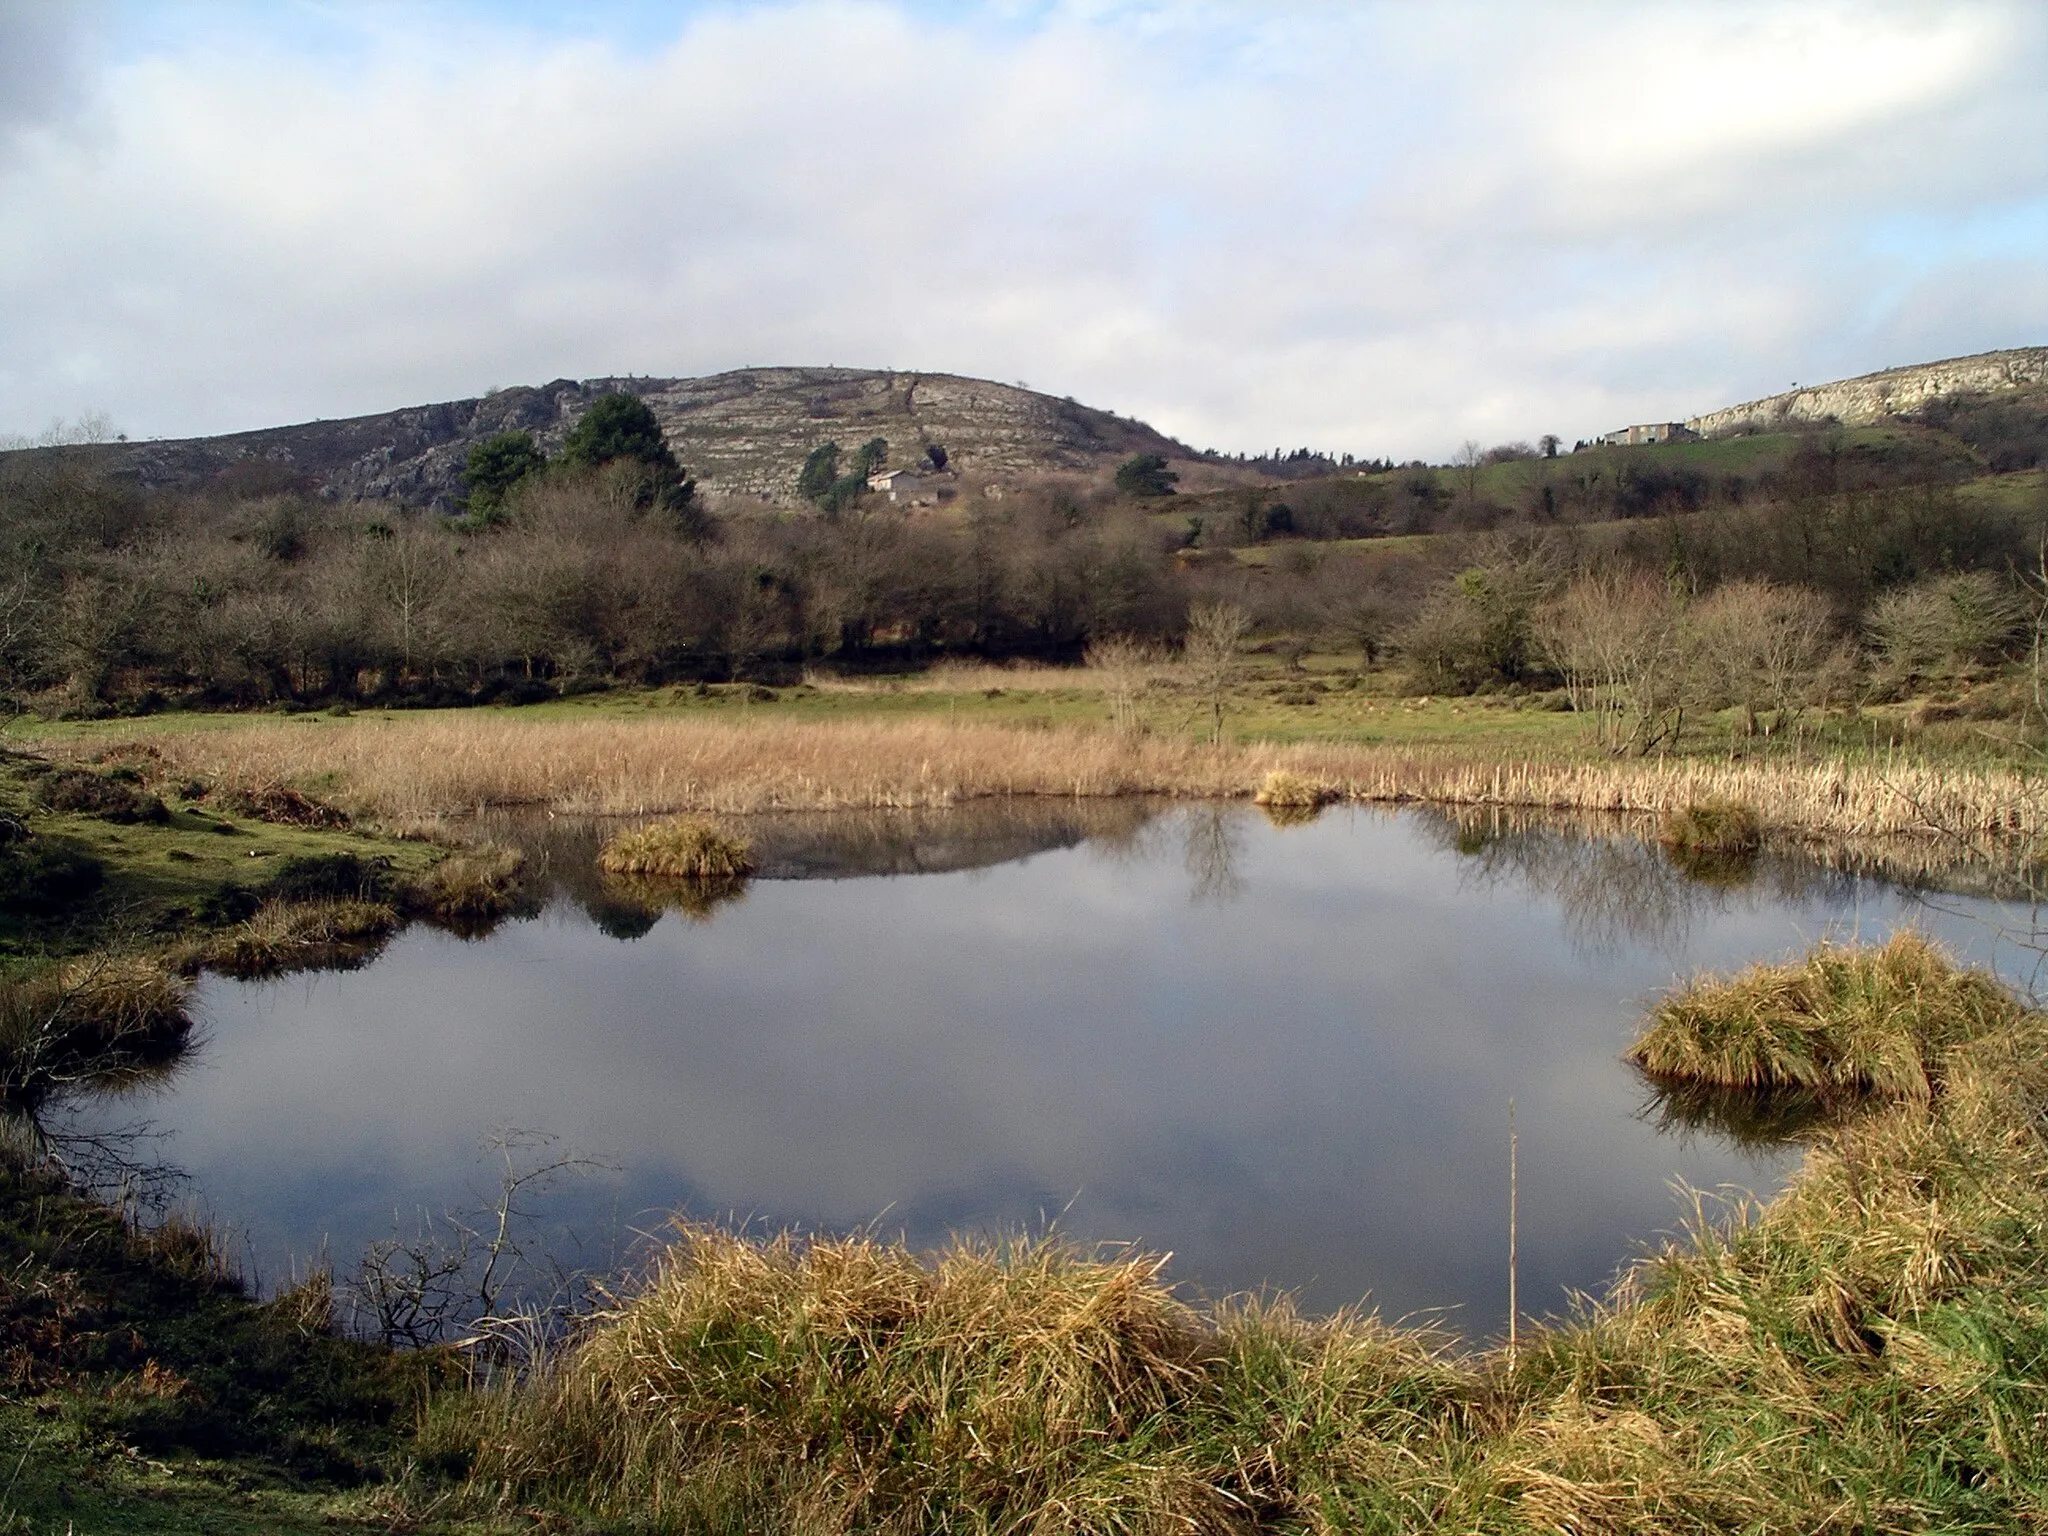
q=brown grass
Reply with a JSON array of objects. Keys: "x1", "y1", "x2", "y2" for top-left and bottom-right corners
[
  {"x1": 1658, "y1": 797, "x2": 1763, "y2": 857},
  {"x1": 182, "y1": 898, "x2": 399, "y2": 979},
  {"x1": 442, "y1": 1225, "x2": 1463, "y2": 1532},
  {"x1": 0, "y1": 956, "x2": 193, "y2": 1107},
  {"x1": 428, "y1": 939, "x2": 2048, "y2": 1532},
  {"x1": 597, "y1": 817, "x2": 753, "y2": 879},
  {"x1": 87, "y1": 715, "x2": 2048, "y2": 861},
  {"x1": 1626, "y1": 932, "x2": 2020, "y2": 1102}
]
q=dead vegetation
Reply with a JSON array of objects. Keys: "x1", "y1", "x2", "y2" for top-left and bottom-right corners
[{"x1": 99, "y1": 713, "x2": 2048, "y2": 862}]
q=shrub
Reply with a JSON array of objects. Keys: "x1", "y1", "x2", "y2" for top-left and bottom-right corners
[
  {"x1": 597, "y1": 817, "x2": 753, "y2": 880},
  {"x1": 34, "y1": 767, "x2": 168, "y2": 824},
  {"x1": 0, "y1": 843, "x2": 105, "y2": 918}
]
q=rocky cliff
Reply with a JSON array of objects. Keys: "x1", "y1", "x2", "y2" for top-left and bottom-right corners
[
  {"x1": 1687, "y1": 347, "x2": 2048, "y2": 437},
  {"x1": 49, "y1": 368, "x2": 1206, "y2": 509}
]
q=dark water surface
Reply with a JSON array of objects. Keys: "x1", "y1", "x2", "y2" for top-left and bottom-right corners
[{"x1": 91, "y1": 803, "x2": 2043, "y2": 1338}]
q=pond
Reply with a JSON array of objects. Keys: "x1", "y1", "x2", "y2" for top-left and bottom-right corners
[{"x1": 71, "y1": 801, "x2": 2045, "y2": 1339}]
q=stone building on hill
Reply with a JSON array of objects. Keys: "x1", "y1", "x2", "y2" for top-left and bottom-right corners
[{"x1": 1598, "y1": 422, "x2": 1699, "y2": 447}]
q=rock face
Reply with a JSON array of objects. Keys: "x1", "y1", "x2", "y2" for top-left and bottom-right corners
[
  {"x1": 45, "y1": 368, "x2": 1203, "y2": 509},
  {"x1": 1687, "y1": 347, "x2": 2048, "y2": 436}
]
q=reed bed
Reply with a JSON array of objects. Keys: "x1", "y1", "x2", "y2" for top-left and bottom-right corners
[
  {"x1": 424, "y1": 939, "x2": 2048, "y2": 1532},
  {"x1": 90, "y1": 714, "x2": 2048, "y2": 858}
]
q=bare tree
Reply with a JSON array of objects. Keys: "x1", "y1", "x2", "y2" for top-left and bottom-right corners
[
  {"x1": 347, "y1": 1128, "x2": 616, "y2": 1352},
  {"x1": 360, "y1": 521, "x2": 456, "y2": 681},
  {"x1": 1532, "y1": 571, "x2": 1688, "y2": 754},
  {"x1": 1689, "y1": 580, "x2": 1836, "y2": 738},
  {"x1": 1183, "y1": 601, "x2": 1251, "y2": 746},
  {"x1": 1086, "y1": 633, "x2": 1157, "y2": 734}
]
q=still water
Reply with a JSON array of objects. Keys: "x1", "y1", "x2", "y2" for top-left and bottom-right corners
[{"x1": 81, "y1": 802, "x2": 2042, "y2": 1337}]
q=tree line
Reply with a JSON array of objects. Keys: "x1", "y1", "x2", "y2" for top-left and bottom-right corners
[{"x1": 1, "y1": 395, "x2": 2042, "y2": 747}]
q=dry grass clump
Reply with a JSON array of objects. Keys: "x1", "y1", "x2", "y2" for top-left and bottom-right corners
[
  {"x1": 0, "y1": 957, "x2": 192, "y2": 1109},
  {"x1": 187, "y1": 898, "x2": 399, "y2": 979},
  {"x1": 444, "y1": 1225, "x2": 1468, "y2": 1532},
  {"x1": 1499, "y1": 944, "x2": 2048, "y2": 1533},
  {"x1": 1254, "y1": 768, "x2": 1339, "y2": 809},
  {"x1": 1658, "y1": 797, "x2": 1763, "y2": 858},
  {"x1": 597, "y1": 817, "x2": 753, "y2": 880},
  {"x1": 1626, "y1": 932, "x2": 2019, "y2": 1103},
  {"x1": 403, "y1": 844, "x2": 529, "y2": 928},
  {"x1": 1254, "y1": 768, "x2": 1339, "y2": 826}
]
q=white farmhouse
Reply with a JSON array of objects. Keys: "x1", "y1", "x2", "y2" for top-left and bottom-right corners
[{"x1": 867, "y1": 468, "x2": 954, "y2": 506}]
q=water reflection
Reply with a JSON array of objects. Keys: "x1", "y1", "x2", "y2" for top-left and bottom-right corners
[
  {"x1": 1413, "y1": 806, "x2": 1870, "y2": 958},
  {"x1": 81, "y1": 803, "x2": 2039, "y2": 1338}
]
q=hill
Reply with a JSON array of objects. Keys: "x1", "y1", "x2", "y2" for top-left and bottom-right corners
[
  {"x1": 1687, "y1": 346, "x2": 2048, "y2": 436},
  {"x1": 28, "y1": 368, "x2": 1215, "y2": 510}
]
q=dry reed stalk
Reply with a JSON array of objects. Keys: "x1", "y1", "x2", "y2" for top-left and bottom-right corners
[{"x1": 80, "y1": 713, "x2": 2048, "y2": 855}]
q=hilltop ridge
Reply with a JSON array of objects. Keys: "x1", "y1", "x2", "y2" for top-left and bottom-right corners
[
  {"x1": 35, "y1": 368, "x2": 1210, "y2": 510},
  {"x1": 1687, "y1": 346, "x2": 2048, "y2": 437}
]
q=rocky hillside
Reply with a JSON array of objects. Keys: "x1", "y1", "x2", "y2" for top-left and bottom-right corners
[
  {"x1": 1688, "y1": 346, "x2": 2048, "y2": 436},
  {"x1": 39, "y1": 369, "x2": 1210, "y2": 510}
]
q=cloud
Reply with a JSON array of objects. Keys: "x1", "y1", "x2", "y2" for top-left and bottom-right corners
[
  {"x1": 1, "y1": 0, "x2": 2044, "y2": 457},
  {"x1": 0, "y1": 0, "x2": 100, "y2": 144}
]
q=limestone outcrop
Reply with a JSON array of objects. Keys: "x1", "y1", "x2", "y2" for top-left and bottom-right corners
[
  {"x1": 46, "y1": 368, "x2": 1203, "y2": 510},
  {"x1": 1687, "y1": 347, "x2": 2048, "y2": 437}
]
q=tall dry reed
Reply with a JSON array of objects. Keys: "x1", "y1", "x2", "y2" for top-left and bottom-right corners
[{"x1": 94, "y1": 713, "x2": 2048, "y2": 856}]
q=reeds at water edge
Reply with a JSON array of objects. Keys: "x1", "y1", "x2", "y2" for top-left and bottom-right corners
[{"x1": 92, "y1": 713, "x2": 2048, "y2": 862}]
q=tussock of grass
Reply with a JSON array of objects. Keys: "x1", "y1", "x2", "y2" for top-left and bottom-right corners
[
  {"x1": 1254, "y1": 768, "x2": 1338, "y2": 809},
  {"x1": 186, "y1": 898, "x2": 399, "y2": 979},
  {"x1": 597, "y1": 817, "x2": 753, "y2": 879},
  {"x1": 1659, "y1": 797, "x2": 1763, "y2": 857},
  {"x1": 0, "y1": 957, "x2": 192, "y2": 1109},
  {"x1": 403, "y1": 844, "x2": 528, "y2": 926},
  {"x1": 441, "y1": 1226, "x2": 1467, "y2": 1532},
  {"x1": 1626, "y1": 932, "x2": 2018, "y2": 1102}
]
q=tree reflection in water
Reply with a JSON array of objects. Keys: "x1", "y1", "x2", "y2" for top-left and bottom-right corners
[{"x1": 1413, "y1": 805, "x2": 1865, "y2": 958}]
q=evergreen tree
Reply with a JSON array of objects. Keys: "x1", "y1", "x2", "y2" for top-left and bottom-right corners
[
  {"x1": 798, "y1": 443, "x2": 841, "y2": 504},
  {"x1": 457, "y1": 430, "x2": 545, "y2": 519},
  {"x1": 558, "y1": 392, "x2": 695, "y2": 516},
  {"x1": 1115, "y1": 453, "x2": 1178, "y2": 498}
]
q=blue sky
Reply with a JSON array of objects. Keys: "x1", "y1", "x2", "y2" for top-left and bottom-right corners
[{"x1": 4, "y1": 0, "x2": 2045, "y2": 458}]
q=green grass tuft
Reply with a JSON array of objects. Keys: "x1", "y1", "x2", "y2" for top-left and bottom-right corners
[{"x1": 1626, "y1": 931, "x2": 2019, "y2": 1101}]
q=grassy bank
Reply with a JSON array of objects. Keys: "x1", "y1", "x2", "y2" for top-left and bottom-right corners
[
  {"x1": 0, "y1": 746, "x2": 532, "y2": 977},
  {"x1": 392, "y1": 937, "x2": 2048, "y2": 1531},
  {"x1": 68, "y1": 710, "x2": 2047, "y2": 864}
]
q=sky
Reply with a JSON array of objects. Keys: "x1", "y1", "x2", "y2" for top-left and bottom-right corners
[{"x1": 2, "y1": 0, "x2": 2045, "y2": 461}]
